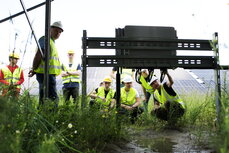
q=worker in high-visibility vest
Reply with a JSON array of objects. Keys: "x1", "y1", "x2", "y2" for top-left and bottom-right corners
[
  {"x1": 119, "y1": 75, "x2": 143, "y2": 123},
  {"x1": 90, "y1": 77, "x2": 115, "y2": 110},
  {"x1": 61, "y1": 50, "x2": 81, "y2": 104},
  {"x1": 110, "y1": 67, "x2": 135, "y2": 87},
  {"x1": 149, "y1": 70, "x2": 185, "y2": 121},
  {"x1": 28, "y1": 21, "x2": 63, "y2": 106},
  {"x1": 0, "y1": 53, "x2": 24, "y2": 97},
  {"x1": 139, "y1": 69, "x2": 154, "y2": 111}
]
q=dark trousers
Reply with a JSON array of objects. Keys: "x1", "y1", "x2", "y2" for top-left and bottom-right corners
[
  {"x1": 145, "y1": 92, "x2": 151, "y2": 104},
  {"x1": 153, "y1": 101, "x2": 185, "y2": 121},
  {"x1": 119, "y1": 107, "x2": 144, "y2": 124},
  {"x1": 143, "y1": 92, "x2": 151, "y2": 111},
  {"x1": 63, "y1": 87, "x2": 79, "y2": 104},
  {"x1": 36, "y1": 73, "x2": 59, "y2": 106}
]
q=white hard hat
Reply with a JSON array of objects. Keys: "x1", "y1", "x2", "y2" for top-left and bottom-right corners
[
  {"x1": 123, "y1": 75, "x2": 133, "y2": 83},
  {"x1": 149, "y1": 76, "x2": 158, "y2": 85},
  {"x1": 51, "y1": 21, "x2": 63, "y2": 32},
  {"x1": 141, "y1": 69, "x2": 148, "y2": 73}
]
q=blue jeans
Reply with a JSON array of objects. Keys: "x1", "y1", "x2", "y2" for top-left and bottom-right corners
[{"x1": 36, "y1": 73, "x2": 59, "y2": 106}]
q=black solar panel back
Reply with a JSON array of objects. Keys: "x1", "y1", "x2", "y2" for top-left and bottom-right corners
[
  {"x1": 124, "y1": 25, "x2": 177, "y2": 39},
  {"x1": 116, "y1": 25, "x2": 178, "y2": 57}
]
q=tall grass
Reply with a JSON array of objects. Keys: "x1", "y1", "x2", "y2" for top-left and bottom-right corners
[
  {"x1": 216, "y1": 89, "x2": 229, "y2": 153},
  {"x1": 0, "y1": 92, "x2": 124, "y2": 153},
  {"x1": 182, "y1": 92, "x2": 216, "y2": 128},
  {"x1": 0, "y1": 88, "x2": 228, "y2": 152}
]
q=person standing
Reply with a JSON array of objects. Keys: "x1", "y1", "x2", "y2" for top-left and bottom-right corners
[
  {"x1": 149, "y1": 70, "x2": 185, "y2": 122},
  {"x1": 0, "y1": 53, "x2": 24, "y2": 97},
  {"x1": 28, "y1": 21, "x2": 63, "y2": 106},
  {"x1": 110, "y1": 67, "x2": 135, "y2": 87},
  {"x1": 61, "y1": 50, "x2": 81, "y2": 104},
  {"x1": 139, "y1": 69, "x2": 154, "y2": 111}
]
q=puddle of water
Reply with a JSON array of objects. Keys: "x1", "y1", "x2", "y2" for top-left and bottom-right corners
[{"x1": 135, "y1": 137, "x2": 177, "y2": 152}]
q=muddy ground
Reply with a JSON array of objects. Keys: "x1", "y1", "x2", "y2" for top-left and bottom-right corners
[{"x1": 102, "y1": 127, "x2": 215, "y2": 153}]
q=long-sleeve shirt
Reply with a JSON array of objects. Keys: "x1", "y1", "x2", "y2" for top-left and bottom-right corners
[{"x1": 0, "y1": 65, "x2": 24, "y2": 85}]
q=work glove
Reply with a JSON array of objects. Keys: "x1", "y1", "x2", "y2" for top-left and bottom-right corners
[{"x1": 28, "y1": 70, "x2": 36, "y2": 77}]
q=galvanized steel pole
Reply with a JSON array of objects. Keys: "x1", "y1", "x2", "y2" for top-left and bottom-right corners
[
  {"x1": 82, "y1": 30, "x2": 87, "y2": 108},
  {"x1": 19, "y1": 0, "x2": 43, "y2": 57},
  {"x1": 0, "y1": 1, "x2": 54, "y2": 24},
  {"x1": 213, "y1": 32, "x2": 222, "y2": 123},
  {"x1": 44, "y1": 0, "x2": 51, "y2": 100}
]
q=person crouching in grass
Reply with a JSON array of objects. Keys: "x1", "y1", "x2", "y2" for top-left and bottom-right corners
[
  {"x1": 149, "y1": 70, "x2": 185, "y2": 123},
  {"x1": 118, "y1": 75, "x2": 143, "y2": 124},
  {"x1": 89, "y1": 76, "x2": 115, "y2": 112}
]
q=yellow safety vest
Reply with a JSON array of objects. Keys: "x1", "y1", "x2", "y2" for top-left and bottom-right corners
[
  {"x1": 154, "y1": 85, "x2": 185, "y2": 109},
  {"x1": 1, "y1": 66, "x2": 22, "y2": 89},
  {"x1": 62, "y1": 63, "x2": 80, "y2": 84},
  {"x1": 95, "y1": 87, "x2": 115, "y2": 107},
  {"x1": 120, "y1": 87, "x2": 136, "y2": 106},
  {"x1": 140, "y1": 75, "x2": 154, "y2": 94},
  {"x1": 34, "y1": 37, "x2": 61, "y2": 75},
  {"x1": 121, "y1": 69, "x2": 133, "y2": 82}
]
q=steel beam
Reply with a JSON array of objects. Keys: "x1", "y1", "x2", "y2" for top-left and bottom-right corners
[
  {"x1": 0, "y1": 1, "x2": 54, "y2": 24},
  {"x1": 84, "y1": 55, "x2": 216, "y2": 69},
  {"x1": 19, "y1": 0, "x2": 43, "y2": 57},
  {"x1": 86, "y1": 37, "x2": 212, "y2": 51}
]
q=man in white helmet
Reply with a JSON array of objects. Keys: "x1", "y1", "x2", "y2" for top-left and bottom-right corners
[
  {"x1": 28, "y1": 21, "x2": 63, "y2": 107},
  {"x1": 118, "y1": 75, "x2": 143, "y2": 123},
  {"x1": 149, "y1": 70, "x2": 185, "y2": 122}
]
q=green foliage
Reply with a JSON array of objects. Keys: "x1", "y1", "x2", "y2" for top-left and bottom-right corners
[
  {"x1": 182, "y1": 92, "x2": 216, "y2": 128},
  {"x1": 0, "y1": 88, "x2": 228, "y2": 152},
  {"x1": 217, "y1": 92, "x2": 229, "y2": 153},
  {"x1": 0, "y1": 93, "x2": 123, "y2": 153}
]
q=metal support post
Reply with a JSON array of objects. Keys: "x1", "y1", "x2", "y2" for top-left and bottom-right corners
[
  {"x1": 1, "y1": 1, "x2": 54, "y2": 24},
  {"x1": 82, "y1": 30, "x2": 87, "y2": 108},
  {"x1": 19, "y1": 0, "x2": 43, "y2": 57},
  {"x1": 213, "y1": 32, "x2": 221, "y2": 123},
  {"x1": 116, "y1": 67, "x2": 121, "y2": 130},
  {"x1": 116, "y1": 67, "x2": 121, "y2": 109},
  {"x1": 44, "y1": 0, "x2": 51, "y2": 100}
]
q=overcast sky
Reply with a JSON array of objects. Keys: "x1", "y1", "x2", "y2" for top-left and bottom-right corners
[{"x1": 0, "y1": 0, "x2": 229, "y2": 69}]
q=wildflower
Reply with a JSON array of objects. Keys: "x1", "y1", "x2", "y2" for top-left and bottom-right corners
[
  {"x1": 74, "y1": 130, "x2": 77, "y2": 134},
  {"x1": 68, "y1": 123, "x2": 73, "y2": 129},
  {"x1": 37, "y1": 129, "x2": 41, "y2": 135},
  {"x1": 16, "y1": 130, "x2": 20, "y2": 134},
  {"x1": 56, "y1": 120, "x2": 59, "y2": 123}
]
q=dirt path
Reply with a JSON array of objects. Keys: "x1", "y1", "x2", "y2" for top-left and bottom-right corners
[{"x1": 103, "y1": 127, "x2": 214, "y2": 153}]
